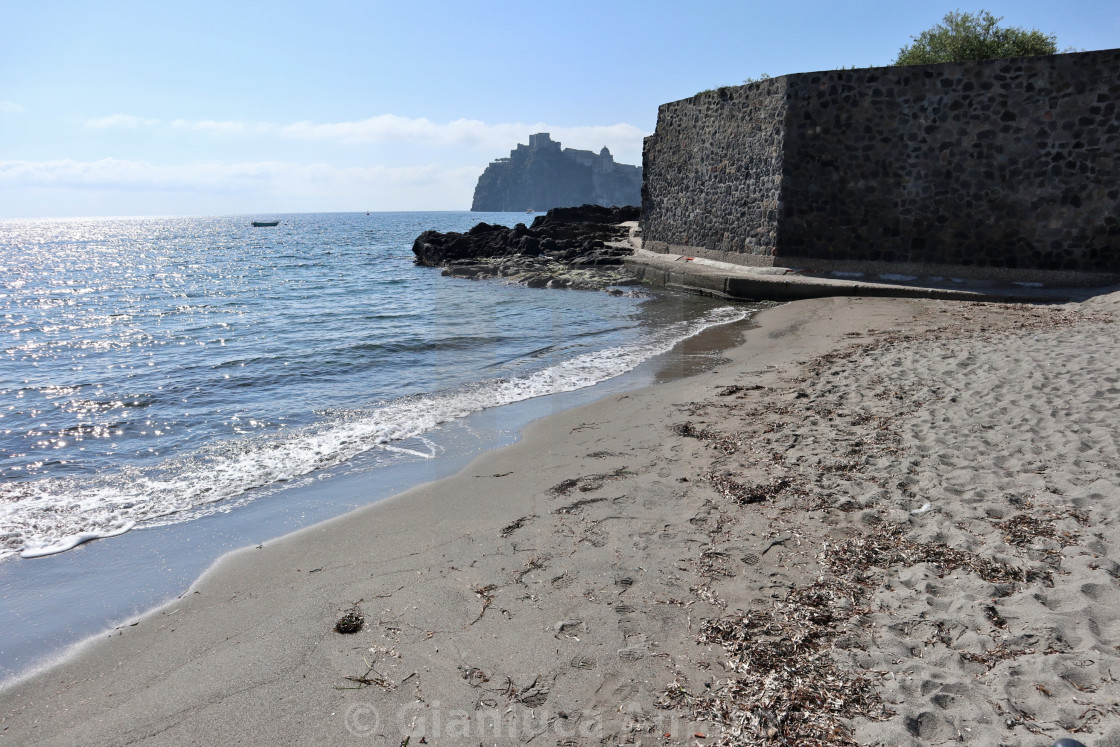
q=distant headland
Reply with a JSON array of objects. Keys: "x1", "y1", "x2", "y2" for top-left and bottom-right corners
[{"x1": 471, "y1": 132, "x2": 642, "y2": 212}]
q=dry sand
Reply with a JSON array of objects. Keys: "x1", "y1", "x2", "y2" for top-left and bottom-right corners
[{"x1": 2, "y1": 293, "x2": 1119, "y2": 746}]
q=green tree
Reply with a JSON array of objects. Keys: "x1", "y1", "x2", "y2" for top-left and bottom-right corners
[{"x1": 894, "y1": 10, "x2": 1058, "y2": 65}]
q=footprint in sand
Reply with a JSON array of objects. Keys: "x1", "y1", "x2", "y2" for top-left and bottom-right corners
[
  {"x1": 570, "y1": 655, "x2": 595, "y2": 670},
  {"x1": 613, "y1": 680, "x2": 639, "y2": 699},
  {"x1": 551, "y1": 573, "x2": 573, "y2": 589},
  {"x1": 584, "y1": 533, "x2": 608, "y2": 548}
]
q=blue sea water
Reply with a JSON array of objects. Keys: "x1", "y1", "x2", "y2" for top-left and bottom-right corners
[{"x1": 0, "y1": 212, "x2": 754, "y2": 681}]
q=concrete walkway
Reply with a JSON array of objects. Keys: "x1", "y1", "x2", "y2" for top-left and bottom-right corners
[{"x1": 612, "y1": 227, "x2": 1119, "y2": 304}]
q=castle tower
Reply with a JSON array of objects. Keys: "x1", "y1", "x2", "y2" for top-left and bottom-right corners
[
  {"x1": 593, "y1": 146, "x2": 615, "y2": 175},
  {"x1": 528, "y1": 133, "x2": 560, "y2": 152}
]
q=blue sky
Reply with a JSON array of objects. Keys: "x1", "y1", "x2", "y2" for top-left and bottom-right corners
[{"x1": 2, "y1": 0, "x2": 1117, "y2": 218}]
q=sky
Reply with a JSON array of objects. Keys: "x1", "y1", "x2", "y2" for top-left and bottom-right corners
[{"x1": 1, "y1": 0, "x2": 1117, "y2": 218}]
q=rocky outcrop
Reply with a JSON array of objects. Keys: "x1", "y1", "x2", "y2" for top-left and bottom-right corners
[
  {"x1": 471, "y1": 133, "x2": 642, "y2": 212},
  {"x1": 413, "y1": 205, "x2": 641, "y2": 291}
]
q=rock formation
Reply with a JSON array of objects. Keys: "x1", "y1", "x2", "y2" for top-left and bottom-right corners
[
  {"x1": 471, "y1": 133, "x2": 642, "y2": 213},
  {"x1": 413, "y1": 204, "x2": 641, "y2": 291}
]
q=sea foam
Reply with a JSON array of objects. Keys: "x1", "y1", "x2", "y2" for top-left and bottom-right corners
[{"x1": 2, "y1": 305, "x2": 748, "y2": 560}]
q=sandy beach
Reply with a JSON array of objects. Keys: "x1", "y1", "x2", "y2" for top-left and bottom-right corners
[{"x1": 3, "y1": 292, "x2": 1119, "y2": 746}]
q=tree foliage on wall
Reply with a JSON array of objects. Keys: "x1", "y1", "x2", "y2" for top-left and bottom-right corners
[{"x1": 895, "y1": 10, "x2": 1059, "y2": 65}]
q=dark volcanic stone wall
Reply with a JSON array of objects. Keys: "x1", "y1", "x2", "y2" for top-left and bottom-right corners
[
  {"x1": 641, "y1": 77, "x2": 788, "y2": 258},
  {"x1": 642, "y1": 48, "x2": 1120, "y2": 276}
]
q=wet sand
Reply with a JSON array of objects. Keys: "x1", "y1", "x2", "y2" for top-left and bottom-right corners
[{"x1": 2, "y1": 293, "x2": 1119, "y2": 746}]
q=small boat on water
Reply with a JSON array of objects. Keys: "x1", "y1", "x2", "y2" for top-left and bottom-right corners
[{"x1": 252, "y1": 220, "x2": 280, "y2": 227}]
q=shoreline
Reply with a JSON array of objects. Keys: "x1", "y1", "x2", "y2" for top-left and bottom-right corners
[
  {"x1": 3, "y1": 293, "x2": 1119, "y2": 745},
  {"x1": 0, "y1": 296, "x2": 761, "y2": 689}
]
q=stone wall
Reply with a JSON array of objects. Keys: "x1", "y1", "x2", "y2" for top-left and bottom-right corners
[
  {"x1": 642, "y1": 77, "x2": 788, "y2": 259},
  {"x1": 641, "y1": 49, "x2": 1120, "y2": 279}
]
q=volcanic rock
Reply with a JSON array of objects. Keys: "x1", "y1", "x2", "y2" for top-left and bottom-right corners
[{"x1": 412, "y1": 205, "x2": 641, "y2": 292}]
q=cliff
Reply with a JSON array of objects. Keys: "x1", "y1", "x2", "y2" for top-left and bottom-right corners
[{"x1": 471, "y1": 132, "x2": 642, "y2": 212}]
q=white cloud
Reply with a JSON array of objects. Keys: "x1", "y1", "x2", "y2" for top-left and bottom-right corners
[
  {"x1": 0, "y1": 101, "x2": 25, "y2": 114},
  {"x1": 84, "y1": 112, "x2": 648, "y2": 161},
  {"x1": 276, "y1": 115, "x2": 646, "y2": 158},
  {"x1": 548, "y1": 124, "x2": 648, "y2": 158},
  {"x1": 0, "y1": 158, "x2": 481, "y2": 212},
  {"x1": 278, "y1": 115, "x2": 526, "y2": 146},
  {"x1": 170, "y1": 119, "x2": 276, "y2": 135},
  {"x1": 85, "y1": 113, "x2": 160, "y2": 128},
  {"x1": 1, "y1": 158, "x2": 212, "y2": 190},
  {"x1": 0, "y1": 157, "x2": 472, "y2": 190}
]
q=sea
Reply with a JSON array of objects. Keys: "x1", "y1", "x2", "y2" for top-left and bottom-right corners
[{"x1": 0, "y1": 211, "x2": 759, "y2": 684}]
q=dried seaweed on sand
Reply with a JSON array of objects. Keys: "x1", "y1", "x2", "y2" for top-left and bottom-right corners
[
  {"x1": 705, "y1": 473, "x2": 798, "y2": 506},
  {"x1": 825, "y1": 523, "x2": 1052, "y2": 585},
  {"x1": 678, "y1": 576, "x2": 890, "y2": 746}
]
